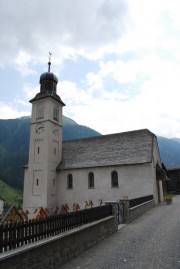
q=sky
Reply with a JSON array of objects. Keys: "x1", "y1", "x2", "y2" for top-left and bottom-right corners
[{"x1": 0, "y1": 0, "x2": 180, "y2": 138}]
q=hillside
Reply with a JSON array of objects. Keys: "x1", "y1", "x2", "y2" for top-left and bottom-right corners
[
  {"x1": 0, "y1": 179, "x2": 22, "y2": 208},
  {"x1": 157, "y1": 136, "x2": 180, "y2": 169},
  {"x1": 0, "y1": 116, "x2": 100, "y2": 189},
  {"x1": 172, "y1": 138, "x2": 180, "y2": 144},
  {"x1": 0, "y1": 116, "x2": 180, "y2": 190}
]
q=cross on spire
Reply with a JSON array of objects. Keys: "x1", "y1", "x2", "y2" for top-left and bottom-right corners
[{"x1": 48, "y1": 52, "x2": 52, "y2": 72}]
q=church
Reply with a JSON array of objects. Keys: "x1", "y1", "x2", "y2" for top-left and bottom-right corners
[{"x1": 23, "y1": 62, "x2": 167, "y2": 214}]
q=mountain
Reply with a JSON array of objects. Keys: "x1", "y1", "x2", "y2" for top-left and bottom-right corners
[
  {"x1": 0, "y1": 179, "x2": 22, "y2": 208},
  {"x1": 157, "y1": 136, "x2": 180, "y2": 169},
  {"x1": 172, "y1": 138, "x2": 180, "y2": 144},
  {"x1": 0, "y1": 117, "x2": 30, "y2": 189},
  {"x1": 0, "y1": 116, "x2": 100, "y2": 189},
  {"x1": 0, "y1": 116, "x2": 180, "y2": 190},
  {"x1": 62, "y1": 116, "x2": 100, "y2": 141}
]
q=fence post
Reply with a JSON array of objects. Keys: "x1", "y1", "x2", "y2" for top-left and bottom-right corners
[
  {"x1": 0, "y1": 224, "x2": 3, "y2": 253},
  {"x1": 12, "y1": 222, "x2": 17, "y2": 249},
  {"x1": 105, "y1": 202, "x2": 118, "y2": 225},
  {"x1": 121, "y1": 200, "x2": 130, "y2": 223}
]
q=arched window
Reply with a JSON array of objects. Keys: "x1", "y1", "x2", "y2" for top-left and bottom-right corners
[
  {"x1": 36, "y1": 179, "x2": 39, "y2": 186},
  {"x1": 67, "y1": 174, "x2": 73, "y2": 189},
  {"x1": 111, "y1": 171, "x2": 118, "y2": 187},
  {"x1": 88, "y1": 172, "x2": 94, "y2": 188},
  {"x1": 37, "y1": 147, "x2": 40, "y2": 154}
]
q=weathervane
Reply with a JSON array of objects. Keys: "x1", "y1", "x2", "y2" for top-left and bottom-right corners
[{"x1": 48, "y1": 52, "x2": 52, "y2": 72}]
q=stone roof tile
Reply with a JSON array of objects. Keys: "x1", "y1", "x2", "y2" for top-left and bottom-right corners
[{"x1": 58, "y1": 129, "x2": 155, "y2": 170}]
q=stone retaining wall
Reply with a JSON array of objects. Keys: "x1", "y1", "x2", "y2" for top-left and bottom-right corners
[
  {"x1": 122, "y1": 199, "x2": 155, "y2": 223},
  {"x1": 0, "y1": 216, "x2": 117, "y2": 269}
]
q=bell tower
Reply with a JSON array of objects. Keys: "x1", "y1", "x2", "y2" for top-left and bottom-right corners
[{"x1": 23, "y1": 55, "x2": 65, "y2": 214}]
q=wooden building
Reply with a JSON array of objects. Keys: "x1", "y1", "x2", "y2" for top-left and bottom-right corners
[{"x1": 167, "y1": 167, "x2": 180, "y2": 193}]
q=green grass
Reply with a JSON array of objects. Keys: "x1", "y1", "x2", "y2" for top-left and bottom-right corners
[{"x1": 0, "y1": 179, "x2": 23, "y2": 208}]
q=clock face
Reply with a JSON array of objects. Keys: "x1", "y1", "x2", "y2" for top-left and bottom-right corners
[{"x1": 35, "y1": 123, "x2": 45, "y2": 134}]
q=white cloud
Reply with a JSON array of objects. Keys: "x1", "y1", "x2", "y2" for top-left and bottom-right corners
[
  {"x1": 15, "y1": 51, "x2": 37, "y2": 76},
  {"x1": 58, "y1": 50, "x2": 180, "y2": 138},
  {"x1": 1, "y1": 0, "x2": 180, "y2": 139},
  {"x1": 14, "y1": 99, "x2": 30, "y2": 106},
  {"x1": 0, "y1": 102, "x2": 30, "y2": 119},
  {"x1": 86, "y1": 72, "x2": 103, "y2": 90},
  {"x1": 23, "y1": 85, "x2": 39, "y2": 100},
  {"x1": 0, "y1": 0, "x2": 128, "y2": 70}
]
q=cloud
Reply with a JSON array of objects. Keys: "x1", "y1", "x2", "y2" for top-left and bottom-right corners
[
  {"x1": 0, "y1": 0, "x2": 128, "y2": 68},
  {"x1": 14, "y1": 51, "x2": 37, "y2": 76},
  {"x1": 14, "y1": 98, "x2": 30, "y2": 107},
  {"x1": 1, "y1": 0, "x2": 180, "y2": 139},
  {"x1": 0, "y1": 102, "x2": 30, "y2": 119},
  {"x1": 23, "y1": 85, "x2": 39, "y2": 100},
  {"x1": 58, "y1": 50, "x2": 180, "y2": 138}
]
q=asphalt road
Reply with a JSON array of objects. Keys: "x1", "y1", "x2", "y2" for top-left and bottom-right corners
[{"x1": 61, "y1": 196, "x2": 180, "y2": 269}]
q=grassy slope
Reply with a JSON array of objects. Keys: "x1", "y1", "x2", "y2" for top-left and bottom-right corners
[{"x1": 0, "y1": 179, "x2": 23, "y2": 207}]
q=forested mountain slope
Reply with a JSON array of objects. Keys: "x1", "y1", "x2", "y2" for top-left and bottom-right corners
[
  {"x1": 0, "y1": 116, "x2": 100, "y2": 189},
  {"x1": 0, "y1": 116, "x2": 180, "y2": 189}
]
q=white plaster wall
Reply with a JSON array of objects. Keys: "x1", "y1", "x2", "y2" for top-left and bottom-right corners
[
  {"x1": 57, "y1": 163, "x2": 157, "y2": 211},
  {"x1": 23, "y1": 97, "x2": 63, "y2": 214},
  {"x1": 152, "y1": 138, "x2": 164, "y2": 202}
]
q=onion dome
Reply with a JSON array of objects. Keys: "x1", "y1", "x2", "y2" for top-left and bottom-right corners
[
  {"x1": 39, "y1": 72, "x2": 58, "y2": 84},
  {"x1": 39, "y1": 59, "x2": 58, "y2": 94},
  {"x1": 39, "y1": 71, "x2": 58, "y2": 94},
  {"x1": 29, "y1": 54, "x2": 65, "y2": 106}
]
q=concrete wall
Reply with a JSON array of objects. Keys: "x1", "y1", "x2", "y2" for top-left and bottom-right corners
[
  {"x1": 0, "y1": 216, "x2": 117, "y2": 269},
  {"x1": 58, "y1": 163, "x2": 158, "y2": 210}
]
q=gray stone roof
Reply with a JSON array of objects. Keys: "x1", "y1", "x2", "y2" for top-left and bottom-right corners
[{"x1": 58, "y1": 129, "x2": 156, "y2": 170}]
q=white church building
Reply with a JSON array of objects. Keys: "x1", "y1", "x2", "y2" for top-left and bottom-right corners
[{"x1": 23, "y1": 63, "x2": 166, "y2": 214}]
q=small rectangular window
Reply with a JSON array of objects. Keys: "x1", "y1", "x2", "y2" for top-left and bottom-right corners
[
  {"x1": 111, "y1": 171, "x2": 119, "y2": 188},
  {"x1": 67, "y1": 174, "x2": 73, "y2": 189},
  {"x1": 88, "y1": 172, "x2": 95, "y2": 188}
]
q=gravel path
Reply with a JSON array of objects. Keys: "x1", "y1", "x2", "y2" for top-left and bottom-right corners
[{"x1": 61, "y1": 196, "x2": 180, "y2": 269}]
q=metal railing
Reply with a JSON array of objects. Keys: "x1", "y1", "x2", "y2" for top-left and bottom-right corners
[{"x1": 129, "y1": 195, "x2": 154, "y2": 208}]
